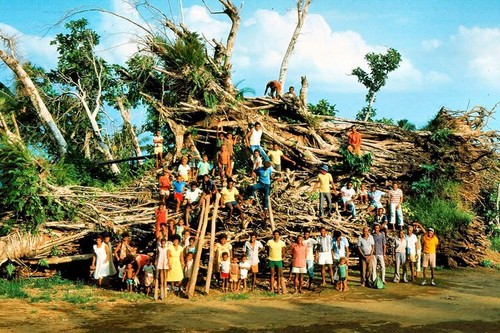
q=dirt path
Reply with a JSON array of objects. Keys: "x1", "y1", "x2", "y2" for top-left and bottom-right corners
[{"x1": 1, "y1": 268, "x2": 499, "y2": 332}]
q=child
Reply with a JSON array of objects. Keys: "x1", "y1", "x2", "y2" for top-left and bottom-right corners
[
  {"x1": 123, "y1": 263, "x2": 135, "y2": 292},
  {"x1": 182, "y1": 252, "x2": 194, "y2": 292},
  {"x1": 230, "y1": 257, "x2": 240, "y2": 292},
  {"x1": 251, "y1": 149, "x2": 262, "y2": 172},
  {"x1": 172, "y1": 174, "x2": 187, "y2": 213},
  {"x1": 182, "y1": 230, "x2": 191, "y2": 247},
  {"x1": 219, "y1": 252, "x2": 230, "y2": 293},
  {"x1": 178, "y1": 156, "x2": 191, "y2": 182},
  {"x1": 239, "y1": 255, "x2": 251, "y2": 292},
  {"x1": 155, "y1": 203, "x2": 168, "y2": 239},
  {"x1": 336, "y1": 257, "x2": 349, "y2": 292},
  {"x1": 188, "y1": 145, "x2": 201, "y2": 180},
  {"x1": 217, "y1": 145, "x2": 231, "y2": 179},
  {"x1": 156, "y1": 238, "x2": 169, "y2": 300},
  {"x1": 185, "y1": 236, "x2": 197, "y2": 255},
  {"x1": 196, "y1": 154, "x2": 212, "y2": 180},
  {"x1": 175, "y1": 218, "x2": 186, "y2": 237},
  {"x1": 359, "y1": 183, "x2": 368, "y2": 206},
  {"x1": 142, "y1": 257, "x2": 155, "y2": 297}
]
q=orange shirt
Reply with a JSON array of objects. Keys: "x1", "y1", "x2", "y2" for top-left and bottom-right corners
[
  {"x1": 348, "y1": 132, "x2": 361, "y2": 147},
  {"x1": 159, "y1": 175, "x2": 171, "y2": 190},
  {"x1": 155, "y1": 207, "x2": 168, "y2": 238},
  {"x1": 422, "y1": 234, "x2": 439, "y2": 254}
]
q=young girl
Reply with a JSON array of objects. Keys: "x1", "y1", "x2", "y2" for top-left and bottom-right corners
[
  {"x1": 230, "y1": 257, "x2": 240, "y2": 292},
  {"x1": 239, "y1": 255, "x2": 251, "y2": 292},
  {"x1": 185, "y1": 236, "x2": 197, "y2": 255},
  {"x1": 182, "y1": 252, "x2": 194, "y2": 292},
  {"x1": 142, "y1": 257, "x2": 155, "y2": 297},
  {"x1": 336, "y1": 257, "x2": 349, "y2": 292},
  {"x1": 156, "y1": 238, "x2": 169, "y2": 300},
  {"x1": 175, "y1": 218, "x2": 186, "y2": 237},
  {"x1": 123, "y1": 263, "x2": 135, "y2": 292},
  {"x1": 359, "y1": 183, "x2": 369, "y2": 206},
  {"x1": 219, "y1": 252, "x2": 231, "y2": 293},
  {"x1": 178, "y1": 156, "x2": 191, "y2": 182}
]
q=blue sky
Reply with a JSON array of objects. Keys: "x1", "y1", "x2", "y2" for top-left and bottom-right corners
[{"x1": 0, "y1": 0, "x2": 499, "y2": 131}]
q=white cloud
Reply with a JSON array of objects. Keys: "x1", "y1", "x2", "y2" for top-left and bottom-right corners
[
  {"x1": 452, "y1": 26, "x2": 500, "y2": 86},
  {"x1": 184, "y1": 5, "x2": 231, "y2": 43},
  {"x1": 0, "y1": 23, "x2": 58, "y2": 69},
  {"x1": 421, "y1": 38, "x2": 441, "y2": 51}
]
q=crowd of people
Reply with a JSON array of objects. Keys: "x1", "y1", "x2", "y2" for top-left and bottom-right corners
[{"x1": 90, "y1": 99, "x2": 440, "y2": 297}]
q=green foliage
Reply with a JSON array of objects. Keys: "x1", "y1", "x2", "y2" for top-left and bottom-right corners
[
  {"x1": 397, "y1": 119, "x2": 417, "y2": 131},
  {"x1": 339, "y1": 147, "x2": 373, "y2": 175},
  {"x1": 356, "y1": 106, "x2": 377, "y2": 122},
  {"x1": 220, "y1": 293, "x2": 249, "y2": 301},
  {"x1": 480, "y1": 259, "x2": 492, "y2": 268},
  {"x1": 430, "y1": 128, "x2": 453, "y2": 145},
  {"x1": 6, "y1": 263, "x2": 16, "y2": 277},
  {"x1": 490, "y1": 235, "x2": 500, "y2": 252},
  {"x1": 374, "y1": 117, "x2": 394, "y2": 125},
  {"x1": 38, "y1": 259, "x2": 49, "y2": 268},
  {"x1": 62, "y1": 292, "x2": 93, "y2": 304},
  {"x1": 352, "y1": 48, "x2": 402, "y2": 120},
  {"x1": 0, "y1": 279, "x2": 28, "y2": 299},
  {"x1": 307, "y1": 99, "x2": 337, "y2": 117}
]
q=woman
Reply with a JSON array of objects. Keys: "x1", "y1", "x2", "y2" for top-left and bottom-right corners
[
  {"x1": 90, "y1": 235, "x2": 110, "y2": 288},
  {"x1": 166, "y1": 234, "x2": 185, "y2": 294},
  {"x1": 113, "y1": 232, "x2": 133, "y2": 265}
]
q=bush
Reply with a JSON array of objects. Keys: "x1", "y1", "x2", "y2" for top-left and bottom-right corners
[
  {"x1": 490, "y1": 235, "x2": 500, "y2": 252},
  {"x1": 0, "y1": 279, "x2": 28, "y2": 299},
  {"x1": 339, "y1": 147, "x2": 373, "y2": 175}
]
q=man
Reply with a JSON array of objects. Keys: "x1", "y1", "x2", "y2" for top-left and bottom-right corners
[
  {"x1": 357, "y1": 226, "x2": 374, "y2": 287},
  {"x1": 245, "y1": 122, "x2": 269, "y2": 161},
  {"x1": 283, "y1": 86, "x2": 297, "y2": 98},
  {"x1": 290, "y1": 235, "x2": 308, "y2": 294},
  {"x1": 266, "y1": 230, "x2": 286, "y2": 293},
  {"x1": 419, "y1": 225, "x2": 439, "y2": 286},
  {"x1": 158, "y1": 170, "x2": 171, "y2": 206},
  {"x1": 200, "y1": 174, "x2": 216, "y2": 201},
  {"x1": 393, "y1": 229, "x2": 408, "y2": 283},
  {"x1": 388, "y1": 182, "x2": 404, "y2": 230},
  {"x1": 311, "y1": 165, "x2": 336, "y2": 218},
  {"x1": 153, "y1": 130, "x2": 164, "y2": 169},
  {"x1": 367, "y1": 184, "x2": 386, "y2": 214},
  {"x1": 374, "y1": 207, "x2": 388, "y2": 231},
  {"x1": 243, "y1": 233, "x2": 264, "y2": 291},
  {"x1": 267, "y1": 143, "x2": 296, "y2": 172},
  {"x1": 372, "y1": 223, "x2": 387, "y2": 283},
  {"x1": 220, "y1": 180, "x2": 245, "y2": 227},
  {"x1": 347, "y1": 125, "x2": 361, "y2": 156},
  {"x1": 184, "y1": 182, "x2": 203, "y2": 225},
  {"x1": 340, "y1": 181, "x2": 357, "y2": 218},
  {"x1": 332, "y1": 230, "x2": 350, "y2": 279},
  {"x1": 315, "y1": 227, "x2": 335, "y2": 286},
  {"x1": 264, "y1": 80, "x2": 282, "y2": 99},
  {"x1": 406, "y1": 225, "x2": 419, "y2": 281},
  {"x1": 248, "y1": 161, "x2": 281, "y2": 218},
  {"x1": 303, "y1": 230, "x2": 318, "y2": 290}
]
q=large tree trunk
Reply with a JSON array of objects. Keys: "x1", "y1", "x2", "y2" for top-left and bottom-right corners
[
  {"x1": 278, "y1": 0, "x2": 311, "y2": 88},
  {"x1": 116, "y1": 97, "x2": 142, "y2": 162},
  {"x1": 0, "y1": 48, "x2": 68, "y2": 156}
]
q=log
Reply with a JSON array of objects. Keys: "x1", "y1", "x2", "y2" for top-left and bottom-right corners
[{"x1": 204, "y1": 193, "x2": 221, "y2": 295}]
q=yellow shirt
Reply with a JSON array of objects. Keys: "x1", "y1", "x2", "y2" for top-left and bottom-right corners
[
  {"x1": 221, "y1": 187, "x2": 239, "y2": 204},
  {"x1": 268, "y1": 150, "x2": 283, "y2": 165},
  {"x1": 215, "y1": 242, "x2": 233, "y2": 262},
  {"x1": 318, "y1": 173, "x2": 333, "y2": 193},
  {"x1": 422, "y1": 234, "x2": 439, "y2": 253},
  {"x1": 267, "y1": 239, "x2": 286, "y2": 261}
]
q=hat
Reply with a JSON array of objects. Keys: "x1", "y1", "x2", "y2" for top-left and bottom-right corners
[
  {"x1": 428, "y1": 228, "x2": 435, "y2": 232},
  {"x1": 321, "y1": 165, "x2": 329, "y2": 171}
]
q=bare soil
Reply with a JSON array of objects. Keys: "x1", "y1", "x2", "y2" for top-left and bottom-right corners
[{"x1": 0, "y1": 267, "x2": 499, "y2": 333}]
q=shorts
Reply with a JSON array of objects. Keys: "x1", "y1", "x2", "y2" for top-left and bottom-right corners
[
  {"x1": 144, "y1": 273, "x2": 154, "y2": 287},
  {"x1": 154, "y1": 146, "x2": 163, "y2": 154},
  {"x1": 240, "y1": 271, "x2": 248, "y2": 280},
  {"x1": 174, "y1": 193, "x2": 184, "y2": 202},
  {"x1": 339, "y1": 276, "x2": 346, "y2": 282},
  {"x1": 408, "y1": 253, "x2": 417, "y2": 263},
  {"x1": 226, "y1": 201, "x2": 238, "y2": 207},
  {"x1": 318, "y1": 252, "x2": 333, "y2": 265},
  {"x1": 189, "y1": 159, "x2": 200, "y2": 168},
  {"x1": 269, "y1": 260, "x2": 283, "y2": 269},
  {"x1": 230, "y1": 274, "x2": 239, "y2": 282},
  {"x1": 251, "y1": 265, "x2": 259, "y2": 273},
  {"x1": 291, "y1": 267, "x2": 307, "y2": 274},
  {"x1": 126, "y1": 278, "x2": 134, "y2": 286},
  {"x1": 160, "y1": 189, "x2": 170, "y2": 197},
  {"x1": 220, "y1": 272, "x2": 230, "y2": 279},
  {"x1": 369, "y1": 202, "x2": 383, "y2": 210},
  {"x1": 422, "y1": 253, "x2": 436, "y2": 268}
]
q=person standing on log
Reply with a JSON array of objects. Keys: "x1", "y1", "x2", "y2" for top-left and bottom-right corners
[
  {"x1": 245, "y1": 122, "x2": 269, "y2": 161},
  {"x1": 248, "y1": 161, "x2": 281, "y2": 219},
  {"x1": 153, "y1": 130, "x2": 164, "y2": 169},
  {"x1": 347, "y1": 125, "x2": 362, "y2": 156},
  {"x1": 388, "y1": 182, "x2": 404, "y2": 230},
  {"x1": 243, "y1": 233, "x2": 264, "y2": 291},
  {"x1": 159, "y1": 169, "x2": 172, "y2": 206},
  {"x1": 268, "y1": 143, "x2": 296, "y2": 173},
  {"x1": 340, "y1": 181, "x2": 357, "y2": 219},
  {"x1": 419, "y1": 225, "x2": 439, "y2": 286},
  {"x1": 303, "y1": 230, "x2": 318, "y2": 290},
  {"x1": 315, "y1": 227, "x2": 335, "y2": 286},
  {"x1": 311, "y1": 165, "x2": 337, "y2": 219},
  {"x1": 358, "y1": 226, "x2": 374, "y2": 287},
  {"x1": 264, "y1": 80, "x2": 282, "y2": 99}
]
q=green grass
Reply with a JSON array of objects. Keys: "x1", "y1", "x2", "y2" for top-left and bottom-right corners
[
  {"x1": 62, "y1": 292, "x2": 94, "y2": 304},
  {"x1": 29, "y1": 292, "x2": 53, "y2": 303},
  {"x1": 490, "y1": 235, "x2": 500, "y2": 252},
  {"x1": 259, "y1": 291, "x2": 278, "y2": 298},
  {"x1": 119, "y1": 292, "x2": 148, "y2": 302},
  {"x1": 220, "y1": 293, "x2": 250, "y2": 301},
  {"x1": 0, "y1": 279, "x2": 28, "y2": 299}
]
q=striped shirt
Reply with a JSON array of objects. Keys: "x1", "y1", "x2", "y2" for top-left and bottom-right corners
[
  {"x1": 389, "y1": 189, "x2": 403, "y2": 204},
  {"x1": 316, "y1": 234, "x2": 333, "y2": 253}
]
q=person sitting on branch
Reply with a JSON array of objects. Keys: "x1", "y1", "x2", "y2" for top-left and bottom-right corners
[{"x1": 347, "y1": 125, "x2": 362, "y2": 156}]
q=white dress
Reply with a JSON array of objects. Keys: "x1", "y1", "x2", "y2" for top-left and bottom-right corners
[
  {"x1": 157, "y1": 245, "x2": 169, "y2": 270},
  {"x1": 93, "y1": 244, "x2": 110, "y2": 279}
]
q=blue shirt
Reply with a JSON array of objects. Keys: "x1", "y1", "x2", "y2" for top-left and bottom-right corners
[
  {"x1": 256, "y1": 166, "x2": 274, "y2": 185},
  {"x1": 368, "y1": 190, "x2": 385, "y2": 204},
  {"x1": 173, "y1": 181, "x2": 186, "y2": 194}
]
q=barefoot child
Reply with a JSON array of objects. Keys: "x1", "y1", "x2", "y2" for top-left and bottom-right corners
[
  {"x1": 123, "y1": 263, "x2": 135, "y2": 292},
  {"x1": 217, "y1": 145, "x2": 231, "y2": 179},
  {"x1": 230, "y1": 257, "x2": 240, "y2": 292},
  {"x1": 172, "y1": 174, "x2": 187, "y2": 213},
  {"x1": 142, "y1": 257, "x2": 155, "y2": 297},
  {"x1": 182, "y1": 252, "x2": 194, "y2": 292},
  {"x1": 239, "y1": 255, "x2": 251, "y2": 291},
  {"x1": 220, "y1": 252, "x2": 230, "y2": 293},
  {"x1": 178, "y1": 156, "x2": 191, "y2": 182},
  {"x1": 336, "y1": 257, "x2": 349, "y2": 292}
]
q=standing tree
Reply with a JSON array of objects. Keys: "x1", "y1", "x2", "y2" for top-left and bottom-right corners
[
  {"x1": 279, "y1": 0, "x2": 312, "y2": 89},
  {"x1": 351, "y1": 48, "x2": 402, "y2": 122}
]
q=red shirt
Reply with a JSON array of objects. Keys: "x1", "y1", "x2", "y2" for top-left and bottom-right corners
[
  {"x1": 291, "y1": 243, "x2": 307, "y2": 268},
  {"x1": 155, "y1": 207, "x2": 168, "y2": 237},
  {"x1": 159, "y1": 175, "x2": 171, "y2": 190}
]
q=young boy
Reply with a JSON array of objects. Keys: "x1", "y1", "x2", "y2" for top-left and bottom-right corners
[
  {"x1": 336, "y1": 257, "x2": 349, "y2": 292},
  {"x1": 142, "y1": 257, "x2": 155, "y2": 296},
  {"x1": 196, "y1": 154, "x2": 212, "y2": 180},
  {"x1": 220, "y1": 252, "x2": 231, "y2": 293},
  {"x1": 239, "y1": 255, "x2": 251, "y2": 292},
  {"x1": 230, "y1": 257, "x2": 240, "y2": 292},
  {"x1": 217, "y1": 145, "x2": 231, "y2": 179},
  {"x1": 123, "y1": 263, "x2": 135, "y2": 292},
  {"x1": 172, "y1": 174, "x2": 187, "y2": 213},
  {"x1": 182, "y1": 252, "x2": 194, "y2": 292}
]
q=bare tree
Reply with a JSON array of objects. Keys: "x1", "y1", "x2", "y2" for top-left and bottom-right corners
[
  {"x1": 0, "y1": 34, "x2": 68, "y2": 156},
  {"x1": 116, "y1": 97, "x2": 142, "y2": 162},
  {"x1": 278, "y1": 0, "x2": 312, "y2": 89}
]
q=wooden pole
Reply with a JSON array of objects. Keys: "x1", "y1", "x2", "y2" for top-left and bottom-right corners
[
  {"x1": 204, "y1": 193, "x2": 221, "y2": 294},
  {"x1": 268, "y1": 196, "x2": 276, "y2": 231},
  {"x1": 187, "y1": 196, "x2": 211, "y2": 298}
]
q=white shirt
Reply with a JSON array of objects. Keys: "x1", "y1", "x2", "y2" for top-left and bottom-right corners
[
  {"x1": 239, "y1": 260, "x2": 251, "y2": 279},
  {"x1": 244, "y1": 240, "x2": 264, "y2": 265},
  {"x1": 185, "y1": 188, "x2": 202, "y2": 203},
  {"x1": 332, "y1": 236, "x2": 349, "y2": 260},
  {"x1": 220, "y1": 259, "x2": 231, "y2": 274},
  {"x1": 341, "y1": 187, "x2": 356, "y2": 201},
  {"x1": 303, "y1": 238, "x2": 318, "y2": 261},
  {"x1": 178, "y1": 164, "x2": 190, "y2": 176},
  {"x1": 406, "y1": 234, "x2": 418, "y2": 254},
  {"x1": 249, "y1": 128, "x2": 263, "y2": 146}
]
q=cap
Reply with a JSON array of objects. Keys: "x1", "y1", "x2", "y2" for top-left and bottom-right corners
[{"x1": 321, "y1": 165, "x2": 329, "y2": 171}]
